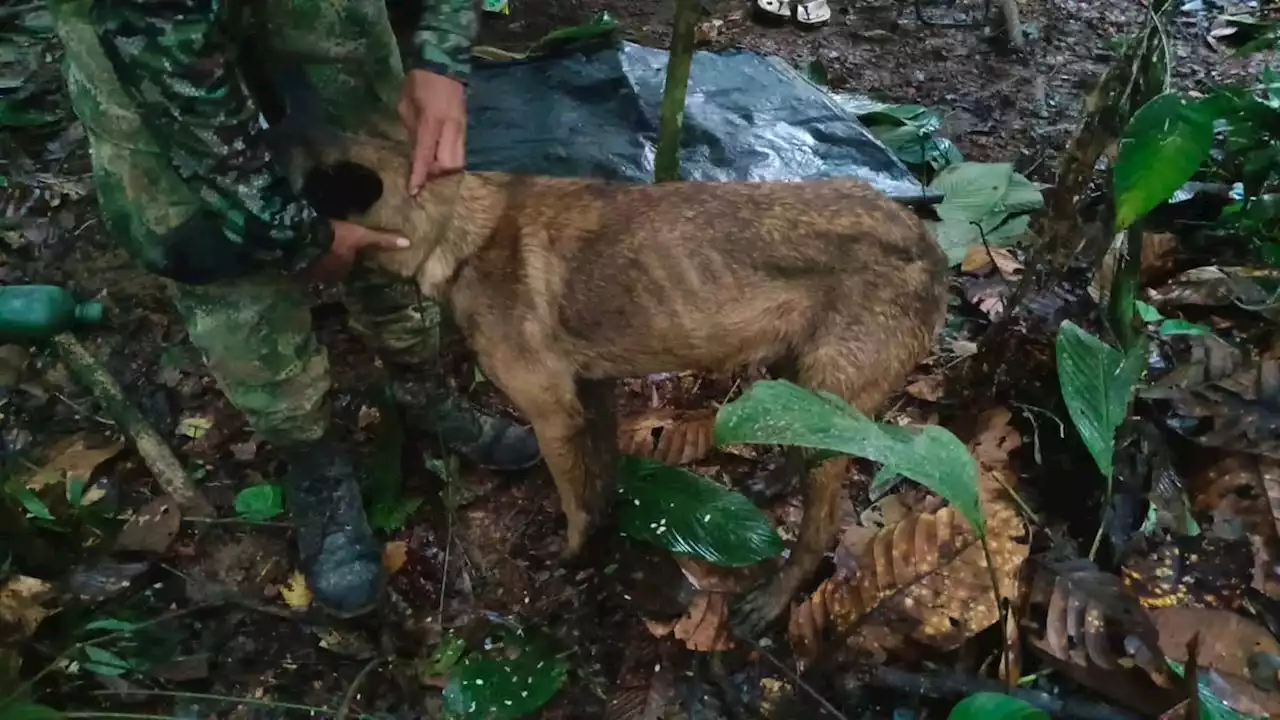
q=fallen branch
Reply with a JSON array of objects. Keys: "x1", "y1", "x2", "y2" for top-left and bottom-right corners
[{"x1": 51, "y1": 332, "x2": 213, "y2": 517}]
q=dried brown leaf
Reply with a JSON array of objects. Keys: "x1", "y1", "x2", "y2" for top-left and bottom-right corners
[
  {"x1": 114, "y1": 495, "x2": 181, "y2": 555},
  {"x1": 645, "y1": 591, "x2": 734, "y2": 652},
  {"x1": 1140, "y1": 358, "x2": 1280, "y2": 458},
  {"x1": 961, "y1": 246, "x2": 1024, "y2": 277},
  {"x1": 1019, "y1": 557, "x2": 1170, "y2": 688},
  {"x1": 1187, "y1": 453, "x2": 1280, "y2": 593},
  {"x1": 1122, "y1": 535, "x2": 1255, "y2": 611},
  {"x1": 904, "y1": 375, "x2": 945, "y2": 402},
  {"x1": 787, "y1": 408, "x2": 1030, "y2": 663},
  {"x1": 0, "y1": 575, "x2": 56, "y2": 645},
  {"x1": 1147, "y1": 266, "x2": 1280, "y2": 322},
  {"x1": 1092, "y1": 231, "x2": 1179, "y2": 303},
  {"x1": 1151, "y1": 607, "x2": 1280, "y2": 717},
  {"x1": 618, "y1": 408, "x2": 716, "y2": 466},
  {"x1": 382, "y1": 540, "x2": 409, "y2": 575},
  {"x1": 23, "y1": 432, "x2": 123, "y2": 490}
]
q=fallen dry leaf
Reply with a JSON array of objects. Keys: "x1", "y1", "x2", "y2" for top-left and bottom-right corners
[
  {"x1": 1186, "y1": 453, "x2": 1280, "y2": 594},
  {"x1": 383, "y1": 540, "x2": 409, "y2": 575},
  {"x1": 617, "y1": 408, "x2": 716, "y2": 466},
  {"x1": 904, "y1": 375, "x2": 944, "y2": 402},
  {"x1": 1146, "y1": 265, "x2": 1280, "y2": 323},
  {"x1": 788, "y1": 408, "x2": 1031, "y2": 665},
  {"x1": 1091, "y1": 231, "x2": 1179, "y2": 304},
  {"x1": 644, "y1": 591, "x2": 734, "y2": 652},
  {"x1": 961, "y1": 246, "x2": 1024, "y2": 277},
  {"x1": 279, "y1": 571, "x2": 313, "y2": 610},
  {"x1": 114, "y1": 495, "x2": 182, "y2": 555},
  {"x1": 175, "y1": 415, "x2": 213, "y2": 439},
  {"x1": 1020, "y1": 557, "x2": 1170, "y2": 685},
  {"x1": 1140, "y1": 358, "x2": 1280, "y2": 459},
  {"x1": 1151, "y1": 606, "x2": 1280, "y2": 717},
  {"x1": 23, "y1": 433, "x2": 123, "y2": 491},
  {"x1": 0, "y1": 574, "x2": 56, "y2": 643}
]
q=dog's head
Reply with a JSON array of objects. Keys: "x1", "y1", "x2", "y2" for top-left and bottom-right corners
[{"x1": 283, "y1": 117, "x2": 454, "y2": 284}]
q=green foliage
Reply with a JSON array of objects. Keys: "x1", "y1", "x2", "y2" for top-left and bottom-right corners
[
  {"x1": 233, "y1": 484, "x2": 284, "y2": 522},
  {"x1": 859, "y1": 102, "x2": 964, "y2": 171},
  {"x1": 1135, "y1": 301, "x2": 1208, "y2": 337},
  {"x1": 1114, "y1": 92, "x2": 1215, "y2": 231},
  {"x1": 442, "y1": 625, "x2": 568, "y2": 720},
  {"x1": 714, "y1": 380, "x2": 983, "y2": 537},
  {"x1": 927, "y1": 162, "x2": 1045, "y2": 265},
  {"x1": 616, "y1": 457, "x2": 784, "y2": 566},
  {"x1": 362, "y1": 386, "x2": 423, "y2": 533},
  {"x1": 1166, "y1": 659, "x2": 1268, "y2": 720},
  {"x1": 0, "y1": 700, "x2": 63, "y2": 720},
  {"x1": 947, "y1": 693, "x2": 1049, "y2": 720},
  {"x1": 1054, "y1": 321, "x2": 1147, "y2": 480}
]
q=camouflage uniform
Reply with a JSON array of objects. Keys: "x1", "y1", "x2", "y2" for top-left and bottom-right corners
[{"x1": 47, "y1": 0, "x2": 536, "y2": 616}]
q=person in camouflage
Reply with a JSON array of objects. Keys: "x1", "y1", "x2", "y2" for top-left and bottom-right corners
[{"x1": 46, "y1": 0, "x2": 540, "y2": 617}]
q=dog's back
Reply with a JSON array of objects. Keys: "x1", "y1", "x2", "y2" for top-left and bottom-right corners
[{"x1": 452, "y1": 172, "x2": 948, "y2": 407}]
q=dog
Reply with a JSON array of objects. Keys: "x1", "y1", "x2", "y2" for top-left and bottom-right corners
[{"x1": 289, "y1": 122, "x2": 949, "y2": 633}]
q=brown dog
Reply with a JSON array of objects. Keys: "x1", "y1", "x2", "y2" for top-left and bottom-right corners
[{"x1": 291, "y1": 126, "x2": 949, "y2": 633}]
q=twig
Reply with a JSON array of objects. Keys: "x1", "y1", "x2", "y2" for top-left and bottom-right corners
[
  {"x1": 50, "y1": 333, "x2": 213, "y2": 517},
  {"x1": 1, "y1": 603, "x2": 219, "y2": 710},
  {"x1": 337, "y1": 657, "x2": 382, "y2": 720},
  {"x1": 860, "y1": 666, "x2": 1143, "y2": 720},
  {"x1": 745, "y1": 637, "x2": 850, "y2": 720},
  {"x1": 90, "y1": 689, "x2": 378, "y2": 719}
]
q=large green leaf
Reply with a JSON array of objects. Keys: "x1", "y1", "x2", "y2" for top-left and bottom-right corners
[
  {"x1": 947, "y1": 693, "x2": 1049, "y2": 720},
  {"x1": 0, "y1": 700, "x2": 63, "y2": 720},
  {"x1": 1054, "y1": 321, "x2": 1147, "y2": 479},
  {"x1": 1114, "y1": 92, "x2": 1215, "y2": 230},
  {"x1": 714, "y1": 380, "x2": 983, "y2": 537},
  {"x1": 442, "y1": 626, "x2": 568, "y2": 720},
  {"x1": 925, "y1": 162, "x2": 1044, "y2": 264},
  {"x1": 233, "y1": 484, "x2": 284, "y2": 522},
  {"x1": 615, "y1": 457, "x2": 784, "y2": 566}
]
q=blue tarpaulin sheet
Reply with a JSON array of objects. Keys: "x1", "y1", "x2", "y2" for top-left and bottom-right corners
[{"x1": 464, "y1": 40, "x2": 926, "y2": 199}]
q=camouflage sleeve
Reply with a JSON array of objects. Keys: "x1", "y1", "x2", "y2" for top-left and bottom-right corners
[
  {"x1": 90, "y1": 1, "x2": 331, "y2": 279},
  {"x1": 411, "y1": 0, "x2": 477, "y2": 82}
]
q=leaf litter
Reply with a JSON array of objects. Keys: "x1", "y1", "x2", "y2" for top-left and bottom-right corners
[{"x1": 7, "y1": 1, "x2": 1280, "y2": 719}]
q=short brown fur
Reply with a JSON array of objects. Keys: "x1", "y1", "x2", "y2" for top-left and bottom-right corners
[{"x1": 296, "y1": 127, "x2": 949, "y2": 632}]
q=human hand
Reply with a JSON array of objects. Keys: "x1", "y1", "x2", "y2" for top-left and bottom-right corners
[
  {"x1": 306, "y1": 219, "x2": 410, "y2": 284},
  {"x1": 397, "y1": 69, "x2": 466, "y2": 196}
]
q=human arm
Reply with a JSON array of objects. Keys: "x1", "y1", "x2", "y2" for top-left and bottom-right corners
[
  {"x1": 399, "y1": 0, "x2": 478, "y2": 193},
  {"x1": 90, "y1": 1, "x2": 335, "y2": 283}
]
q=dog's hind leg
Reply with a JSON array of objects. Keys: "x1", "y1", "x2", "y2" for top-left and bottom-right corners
[{"x1": 732, "y1": 325, "x2": 911, "y2": 636}]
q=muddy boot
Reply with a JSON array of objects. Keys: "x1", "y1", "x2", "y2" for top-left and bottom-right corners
[
  {"x1": 281, "y1": 432, "x2": 384, "y2": 617},
  {"x1": 390, "y1": 374, "x2": 541, "y2": 472}
]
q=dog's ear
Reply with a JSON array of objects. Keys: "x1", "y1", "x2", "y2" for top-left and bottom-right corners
[{"x1": 300, "y1": 161, "x2": 385, "y2": 220}]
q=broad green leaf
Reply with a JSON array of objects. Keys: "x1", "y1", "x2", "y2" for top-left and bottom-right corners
[
  {"x1": 370, "y1": 496, "x2": 424, "y2": 533},
  {"x1": 0, "y1": 700, "x2": 64, "y2": 720},
  {"x1": 1055, "y1": 321, "x2": 1147, "y2": 479},
  {"x1": 81, "y1": 646, "x2": 131, "y2": 677},
  {"x1": 616, "y1": 457, "x2": 784, "y2": 566},
  {"x1": 442, "y1": 627, "x2": 568, "y2": 720},
  {"x1": 1135, "y1": 300, "x2": 1164, "y2": 323},
  {"x1": 233, "y1": 484, "x2": 284, "y2": 522},
  {"x1": 714, "y1": 380, "x2": 983, "y2": 537},
  {"x1": 82, "y1": 618, "x2": 141, "y2": 634},
  {"x1": 4, "y1": 481, "x2": 54, "y2": 521},
  {"x1": 947, "y1": 692, "x2": 1049, "y2": 720},
  {"x1": 423, "y1": 634, "x2": 468, "y2": 676},
  {"x1": 925, "y1": 162, "x2": 1043, "y2": 263},
  {"x1": 1114, "y1": 92, "x2": 1215, "y2": 230},
  {"x1": 1158, "y1": 319, "x2": 1208, "y2": 337}
]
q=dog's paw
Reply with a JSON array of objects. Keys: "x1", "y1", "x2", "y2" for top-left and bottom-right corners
[{"x1": 730, "y1": 579, "x2": 792, "y2": 638}]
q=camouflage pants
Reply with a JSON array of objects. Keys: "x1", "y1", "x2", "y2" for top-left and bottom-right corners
[{"x1": 50, "y1": 0, "x2": 444, "y2": 445}]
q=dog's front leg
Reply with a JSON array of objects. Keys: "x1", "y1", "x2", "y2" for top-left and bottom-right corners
[{"x1": 474, "y1": 348, "x2": 604, "y2": 558}]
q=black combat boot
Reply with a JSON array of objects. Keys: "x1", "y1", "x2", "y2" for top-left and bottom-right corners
[
  {"x1": 281, "y1": 432, "x2": 384, "y2": 617},
  {"x1": 389, "y1": 373, "x2": 541, "y2": 472}
]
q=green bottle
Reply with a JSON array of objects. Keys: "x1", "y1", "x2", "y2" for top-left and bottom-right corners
[{"x1": 0, "y1": 285, "x2": 105, "y2": 343}]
